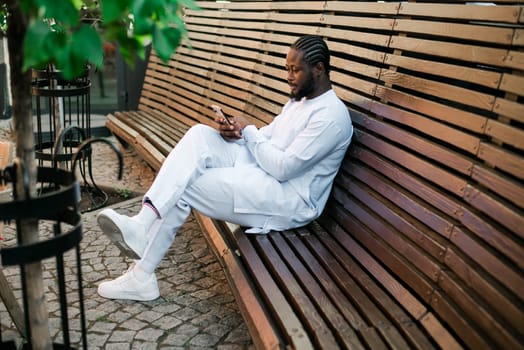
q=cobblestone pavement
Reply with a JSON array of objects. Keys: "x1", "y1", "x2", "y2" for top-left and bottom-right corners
[{"x1": 0, "y1": 126, "x2": 254, "y2": 349}]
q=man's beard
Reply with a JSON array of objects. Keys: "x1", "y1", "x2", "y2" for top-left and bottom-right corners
[{"x1": 290, "y1": 71, "x2": 315, "y2": 101}]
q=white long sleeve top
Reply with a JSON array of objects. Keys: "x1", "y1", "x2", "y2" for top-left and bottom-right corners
[{"x1": 233, "y1": 89, "x2": 353, "y2": 232}]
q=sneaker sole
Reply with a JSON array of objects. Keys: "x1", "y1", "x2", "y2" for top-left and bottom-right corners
[
  {"x1": 97, "y1": 285, "x2": 160, "y2": 301},
  {"x1": 97, "y1": 213, "x2": 142, "y2": 260}
]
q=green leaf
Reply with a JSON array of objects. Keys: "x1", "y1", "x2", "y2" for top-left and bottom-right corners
[
  {"x1": 55, "y1": 45, "x2": 86, "y2": 80},
  {"x1": 22, "y1": 20, "x2": 53, "y2": 71},
  {"x1": 72, "y1": 25, "x2": 103, "y2": 68},
  {"x1": 101, "y1": 0, "x2": 130, "y2": 23},
  {"x1": 152, "y1": 26, "x2": 181, "y2": 62},
  {"x1": 133, "y1": 16, "x2": 154, "y2": 35},
  {"x1": 36, "y1": 0, "x2": 79, "y2": 26},
  {"x1": 178, "y1": 0, "x2": 200, "y2": 10}
]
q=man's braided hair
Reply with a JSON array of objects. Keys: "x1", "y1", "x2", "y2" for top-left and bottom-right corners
[{"x1": 291, "y1": 35, "x2": 331, "y2": 76}]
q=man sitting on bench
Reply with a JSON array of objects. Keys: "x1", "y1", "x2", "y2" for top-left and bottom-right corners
[{"x1": 97, "y1": 35, "x2": 353, "y2": 301}]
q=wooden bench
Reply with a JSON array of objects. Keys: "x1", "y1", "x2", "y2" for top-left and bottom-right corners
[{"x1": 106, "y1": 1, "x2": 524, "y2": 349}]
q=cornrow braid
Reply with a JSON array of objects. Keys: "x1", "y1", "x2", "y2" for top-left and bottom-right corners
[{"x1": 291, "y1": 35, "x2": 331, "y2": 75}]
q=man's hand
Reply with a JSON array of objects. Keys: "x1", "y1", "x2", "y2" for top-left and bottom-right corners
[{"x1": 216, "y1": 116, "x2": 250, "y2": 141}]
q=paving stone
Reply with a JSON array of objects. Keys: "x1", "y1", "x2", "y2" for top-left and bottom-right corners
[
  {"x1": 189, "y1": 333, "x2": 221, "y2": 347},
  {"x1": 106, "y1": 343, "x2": 131, "y2": 350},
  {"x1": 135, "y1": 327, "x2": 164, "y2": 342},
  {"x1": 152, "y1": 315, "x2": 183, "y2": 330},
  {"x1": 108, "y1": 330, "x2": 136, "y2": 342}
]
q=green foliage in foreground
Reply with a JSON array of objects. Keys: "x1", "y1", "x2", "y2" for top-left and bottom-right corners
[{"x1": 1, "y1": 0, "x2": 198, "y2": 79}]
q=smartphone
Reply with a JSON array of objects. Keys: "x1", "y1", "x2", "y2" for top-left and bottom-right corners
[{"x1": 210, "y1": 104, "x2": 231, "y2": 125}]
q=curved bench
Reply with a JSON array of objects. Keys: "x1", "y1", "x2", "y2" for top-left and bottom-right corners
[{"x1": 106, "y1": 1, "x2": 524, "y2": 349}]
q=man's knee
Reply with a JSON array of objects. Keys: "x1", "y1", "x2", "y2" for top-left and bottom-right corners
[{"x1": 186, "y1": 123, "x2": 217, "y2": 138}]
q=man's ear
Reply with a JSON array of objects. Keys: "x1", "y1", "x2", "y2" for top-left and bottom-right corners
[{"x1": 315, "y1": 61, "x2": 325, "y2": 76}]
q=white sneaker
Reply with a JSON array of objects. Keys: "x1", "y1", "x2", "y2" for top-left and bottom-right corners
[
  {"x1": 98, "y1": 265, "x2": 160, "y2": 301},
  {"x1": 97, "y1": 208, "x2": 148, "y2": 259}
]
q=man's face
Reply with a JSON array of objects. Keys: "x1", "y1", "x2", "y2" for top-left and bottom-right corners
[{"x1": 286, "y1": 48, "x2": 315, "y2": 100}]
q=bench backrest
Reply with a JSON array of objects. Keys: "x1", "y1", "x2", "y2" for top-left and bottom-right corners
[{"x1": 137, "y1": 1, "x2": 524, "y2": 348}]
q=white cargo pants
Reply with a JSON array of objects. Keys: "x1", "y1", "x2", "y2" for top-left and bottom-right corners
[{"x1": 136, "y1": 124, "x2": 271, "y2": 274}]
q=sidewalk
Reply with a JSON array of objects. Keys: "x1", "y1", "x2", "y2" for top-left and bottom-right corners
[{"x1": 0, "y1": 133, "x2": 254, "y2": 349}]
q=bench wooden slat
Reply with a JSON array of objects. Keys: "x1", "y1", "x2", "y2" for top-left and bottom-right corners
[
  {"x1": 353, "y1": 112, "x2": 477, "y2": 173},
  {"x1": 333, "y1": 193, "x2": 436, "y2": 302},
  {"x1": 324, "y1": 1, "x2": 400, "y2": 14},
  {"x1": 351, "y1": 142, "x2": 524, "y2": 274},
  {"x1": 450, "y1": 227, "x2": 524, "y2": 300},
  {"x1": 493, "y1": 97, "x2": 524, "y2": 123},
  {"x1": 349, "y1": 145, "x2": 455, "y2": 237},
  {"x1": 253, "y1": 235, "x2": 340, "y2": 349},
  {"x1": 342, "y1": 163, "x2": 447, "y2": 260},
  {"x1": 234, "y1": 231, "x2": 315, "y2": 349},
  {"x1": 383, "y1": 54, "x2": 501, "y2": 89},
  {"x1": 463, "y1": 184, "x2": 524, "y2": 241},
  {"x1": 298, "y1": 227, "x2": 437, "y2": 350},
  {"x1": 272, "y1": 232, "x2": 367, "y2": 349},
  {"x1": 486, "y1": 118, "x2": 524, "y2": 150},
  {"x1": 346, "y1": 161, "x2": 452, "y2": 240},
  {"x1": 356, "y1": 129, "x2": 468, "y2": 197},
  {"x1": 379, "y1": 70, "x2": 495, "y2": 111},
  {"x1": 471, "y1": 165, "x2": 524, "y2": 209},
  {"x1": 193, "y1": 213, "x2": 284, "y2": 350},
  {"x1": 105, "y1": 114, "x2": 139, "y2": 147},
  {"x1": 439, "y1": 269, "x2": 522, "y2": 349},
  {"x1": 375, "y1": 87, "x2": 487, "y2": 134},
  {"x1": 395, "y1": 19, "x2": 515, "y2": 45},
  {"x1": 369, "y1": 101, "x2": 481, "y2": 155},
  {"x1": 315, "y1": 213, "x2": 452, "y2": 347},
  {"x1": 444, "y1": 248, "x2": 524, "y2": 333},
  {"x1": 398, "y1": 2, "x2": 521, "y2": 23},
  {"x1": 282, "y1": 232, "x2": 384, "y2": 349},
  {"x1": 390, "y1": 36, "x2": 509, "y2": 67},
  {"x1": 299, "y1": 234, "x2": 390, "y2": 350},
  {"x1": 478, "y1": 142, "x2": 524, "y2": 180}
]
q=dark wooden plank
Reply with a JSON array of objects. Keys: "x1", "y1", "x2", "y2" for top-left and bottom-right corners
[
  {"x1": 284, "y1": 230, "x2": 392, "y2": 350},
  {"x1": 253, "y1": 235, "x2": 340, "y2": 349},
  {"x1": 471, "y1": 165, "x2": 524, "y2": 209},
  {"x1": 478, "y1": 142, "x2": 524, "y2": 181},
  {"x1": 429, "y1": 289, "x2": 492, "y2": 349},
  {"x1": 463, "y1": 184, "x2": 524, "y2": 241},
  {"x1": 354, "y1": 129, "x2": 468, "y2": 197},
  {"x1": 438, "y1": 271, "x2": 521, "y2": 349},
  {"x1": 270, "y1": 232, "x2": 366, "y2": 350},
  {"x1": 374, "y1": 86, "x2": 487, "y2": 134},
  {"x1": 312, "y1": 217, "x2": 438, "y2": 349},
  {"x1": 192, "y1": 213, "x2": 284, "y2": 350},
  {"x1": 398, "y1": 3, "x2": 521, "y2": 23},
  {"x1": 340, "y1": 163, "x2": 447, "y2": 261},
  {"x1": 234, "y1": 232, "x2": 314, "y2": 349},
  {"x1": 444, "y1": 248, "x2": 524, "y2": 335},
  {"x1": 450, "y1": 227, "x2": 524, "y2": 302}
]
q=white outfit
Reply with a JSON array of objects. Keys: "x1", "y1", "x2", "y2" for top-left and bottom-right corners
[{"x1": 137, "y1": 89, "x2": 352, "y2": 274}]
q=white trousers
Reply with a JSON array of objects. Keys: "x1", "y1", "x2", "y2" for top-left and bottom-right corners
[{"x1": 136, "y1": 124, "x2": 272, "y2": 274}]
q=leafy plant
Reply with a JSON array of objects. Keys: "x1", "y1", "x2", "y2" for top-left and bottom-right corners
[
  {"x1": 2, "y1": 0, "x2": 198, "y2": 79},
  {"x1": 115, "y1": 187, "x2": 133, "y2": 199}
]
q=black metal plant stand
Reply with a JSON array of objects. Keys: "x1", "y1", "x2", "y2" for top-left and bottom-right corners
[
  {"x1": 31, "y1": 68, "x2": 108, "y2": 212},
  {"x1": 0, "y1": 138, "x2": 123, "y2": 349},
  {"x1": 0, "y1": 163, "x2": 86, "y2": 349}
]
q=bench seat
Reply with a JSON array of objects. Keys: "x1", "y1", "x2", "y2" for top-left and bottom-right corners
[{"x1": 106, "y1": 1, "x2": 524, "y2": 349}]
